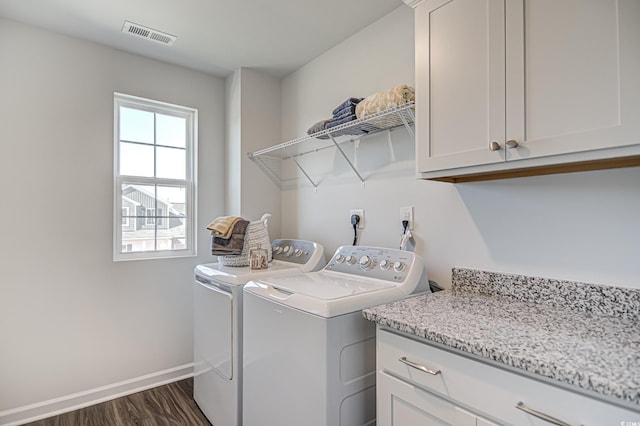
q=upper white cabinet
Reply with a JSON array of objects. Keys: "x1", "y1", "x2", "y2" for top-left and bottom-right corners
[{"x1": 415, "y1": 0, "x2": 640, "y2": 182}]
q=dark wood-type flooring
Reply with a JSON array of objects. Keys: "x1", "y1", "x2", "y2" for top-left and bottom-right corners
[{"x1": 22, "y1": 378, "x2": 211, "y2": 426}]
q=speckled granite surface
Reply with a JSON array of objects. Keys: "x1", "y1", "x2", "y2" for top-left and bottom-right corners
[
  {"x1": 452, "y1": 267, "x2": 640, "y2": 321},
  {"x1": 363, "y1": 268, "x2": 640, "y2": 406}
]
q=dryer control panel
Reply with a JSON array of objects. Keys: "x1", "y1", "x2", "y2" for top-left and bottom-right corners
[
  {"x1": 272, "y1": 239, "x2": 323, "y2": 265},
  {"x1": 324, "y1": 246, "x2": 420, "y2": 283}
]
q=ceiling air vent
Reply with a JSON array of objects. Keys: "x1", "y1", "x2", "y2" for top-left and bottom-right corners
[{"x1": 122, "y1": 21, "x2": 176, "y2": 46}]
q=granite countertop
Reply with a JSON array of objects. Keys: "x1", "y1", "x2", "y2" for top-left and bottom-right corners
[{"x1": 362, "y1": 268, "x2": 640, "y2": 407}]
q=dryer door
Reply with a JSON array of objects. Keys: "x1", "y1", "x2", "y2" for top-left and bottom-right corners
[{"x1": 194, "y1": 278, "x2": 233, "y2": 379}]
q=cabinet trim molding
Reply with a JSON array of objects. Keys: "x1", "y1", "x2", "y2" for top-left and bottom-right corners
[{"x1": 424, "y1": 155, "x2": 640, "y2": 183}]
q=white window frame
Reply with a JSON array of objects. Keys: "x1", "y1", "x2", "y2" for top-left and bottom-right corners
[{"x1": 113, "y1": 93, "x2": 197, "y2": 261}]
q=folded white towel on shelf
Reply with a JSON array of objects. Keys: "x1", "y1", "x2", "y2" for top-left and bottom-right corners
[{"x1": 356, "y1": 85, "x2": 415, "y2": 119}]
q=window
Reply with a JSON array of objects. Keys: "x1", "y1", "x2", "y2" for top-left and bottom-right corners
[
  {"x1": 114, "y1": 93, "x2": 197, "y2": 261},
  {"x1": 146, "y1": 208, "x2": 156, "y2": 225},
  {"x1": 122, "y1": 207, "x2": 130, "y2": 226}
]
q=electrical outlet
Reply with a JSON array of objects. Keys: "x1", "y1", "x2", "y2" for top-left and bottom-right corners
[
  {"x1": 400, "y1": 206, "x2": 414, "y2": 230},
  {"x1": 350, "y1": 209, "x2": 364, "y2": 229}
]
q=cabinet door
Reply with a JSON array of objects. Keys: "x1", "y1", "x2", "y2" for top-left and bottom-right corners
[
  {"x1": 416, "y1": 0, "x2": 507, "y2": 173},
  {"x1": 506, "y1": 0, "x2": 640, "y2": 161},
  {"x1": 377, "y1": 371, "x2": 476, "y2": 426}
]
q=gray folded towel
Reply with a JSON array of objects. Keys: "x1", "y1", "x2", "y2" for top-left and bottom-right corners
[
  {"x1": 211, "y1": 220, "x2": 249, "y2": 256},
  {"x1": 307, "y1": 119, "x2": 331, "y2": 139},
  {"x1": 331, "y1": 98, "x2": 363, "y2": 115},
  {"x1": 326, "y1": 113, "x2": 358, "y2": 129}
]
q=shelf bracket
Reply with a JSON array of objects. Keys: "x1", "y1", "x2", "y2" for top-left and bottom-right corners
[
  {"x1": 282, "y1": 146, "x2": 318, "y2": 190},
  {"x1": 328, "y1": 134, "x2": 365, "y2": 185},
  {"x1": 398, "y1": 109, "x2": 415, "y2": 138}
]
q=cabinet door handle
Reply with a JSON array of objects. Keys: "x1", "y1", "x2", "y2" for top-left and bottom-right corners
[
  {"x1": 506, "y1": 139, "x2": 519, "y2": 149},
  {"x1": 489, "y1": 141, "x2": 502, "y2": 151},
  {"x1": 515, "y1": 401, "x2": 580, "y2": 426},
  {"x1": 399, "y1": 356, "x2": 441, "y2": 375}
]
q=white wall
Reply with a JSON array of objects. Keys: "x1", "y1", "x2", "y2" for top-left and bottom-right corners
[
  {"x1": 281, "y1": 6, "x2": 640, "y2": 290},
  {"x1": 0, "y1": 18, "x2": 225, "y2": 421},
  {"x1": 225, "y1": 68, "x2": 282, "y2": 237}
]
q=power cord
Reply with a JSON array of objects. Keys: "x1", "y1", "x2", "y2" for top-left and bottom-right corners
[
  {"x1": 402, "y1": 220, "x2": 409, "y2": 235},
  {"x1": 351, "y1": 214, "x2": 360, "y2": 245},
  {"x1": 400, "y1": 219, "x2": 411, "y2": 250}
]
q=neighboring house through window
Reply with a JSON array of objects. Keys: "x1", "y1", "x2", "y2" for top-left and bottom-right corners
[
  {"x1": 122, "y1": 207, "x2": 130, "y2": 227},
  {"x1": 114, "y1": 93, "x2": 197, "y2": 260}
]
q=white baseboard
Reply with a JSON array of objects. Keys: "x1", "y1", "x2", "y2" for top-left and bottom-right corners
[{"x1": 0, "y1": 363, "x2": 194, "y2": 426}]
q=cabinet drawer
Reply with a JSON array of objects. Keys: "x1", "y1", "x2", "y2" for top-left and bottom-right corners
[
  {"x1": 377, "y1": 371, "x2": 477, "y2": 426},
  {"x1": 378, "y1": 329, "x2": 640, "y2": 425}
]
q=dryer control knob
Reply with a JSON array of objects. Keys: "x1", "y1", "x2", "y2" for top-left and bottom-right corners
[
  {"x1": 359, "y1": 255, "x2": 372, "y2": 268},
  {"x1": 393, "y1": 261, "x2": 406, "y2": 272},
  {"x1": 346, "y1": 255, "x2": 356, "y2": 265},
  {"x1": 335, "y1": 254, "x2": 345, "y2": 263},
  {"x1": 379, "y1": 260, "x2": 391, "y2": 270},
  {"x1": 283, "y1": 246, "x2": 291, "y2": 254},
  {"x1": 294, "y1": 248, "x2": 303, "y2": 257}
]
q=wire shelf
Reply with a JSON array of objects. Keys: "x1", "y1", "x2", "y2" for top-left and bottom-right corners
[{"x1": 248, "y1": 102, "x2": 415, "y2": 188}]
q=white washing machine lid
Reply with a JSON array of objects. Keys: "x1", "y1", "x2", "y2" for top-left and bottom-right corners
[
  {"x1": 256, "y1": 271, "x2": 395, "y2": 300},
  {"x1": 194, "y1": 260, "x2": 312, "y2": 286},
  {"x1": 244, "y1": 270, "x2": 422, "y2": 318}
]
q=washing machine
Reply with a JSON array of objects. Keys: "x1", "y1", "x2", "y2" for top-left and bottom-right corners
[
  {"x1": 242, "y1": 245, "x2": 430, "y2": 426},
  {"x1": 193, "y1": 238, "x2": 325, "y2": 426}
]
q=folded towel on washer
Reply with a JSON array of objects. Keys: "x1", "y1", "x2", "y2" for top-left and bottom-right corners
[
  {"x1": 355, "y1": 85, "x2": 415, "y2": 119},
  {"x1": 211, "y1": 219, "x2": 249, "y2": 256},
  {"x1": 207, "y1": 216, "x2": 243, "y2": 238}
]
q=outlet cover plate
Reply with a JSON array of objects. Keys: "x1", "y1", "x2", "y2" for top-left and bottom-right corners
[
  {"x1": 350, "y1": 209, "x2": 364, "y2": 229},
  {"x1": 400, "y1": 206, "x2": 414, "y2": 230}
]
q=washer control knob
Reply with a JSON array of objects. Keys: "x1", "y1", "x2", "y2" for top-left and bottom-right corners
[
  {"x1": 393, "y1": 261, "x2": 406, "y2": 272},
  {"x1": 379, "y1": 259, "x2": 391, "y2": 270},
  {"x1": 294, "y1": 248, "x2": 303, "y2": 257},
  {"x1": 346, "y1": 255, "x2": 356, "y2": 265},
  {"x1": 283, "y1": 246, "x2": 291, "y2": 254},
  {"x1": 335, "y1": 254, "x2": 345, "y2": 263},
  {"x1": 273, "y1": 246, "x2": 282, "y2": 254},
  {"x1": 359, "y1": 255, "x2": 372, "y2": 268}
]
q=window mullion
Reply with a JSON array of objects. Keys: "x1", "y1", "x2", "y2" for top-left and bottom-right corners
[
  {"x1": 154, "y1": 184, "x2": 158, "y2": 252},
  {"x1": 153, "y1": 113, "x2": 157, "y2": 253}
]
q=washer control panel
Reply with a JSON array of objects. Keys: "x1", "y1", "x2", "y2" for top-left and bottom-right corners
[
  {"x1": 324, "y1": 246, "x2": 417, "y2": 283},
  {"x1": 272, "y1": 239, "x2": 321, "y2": 265}
]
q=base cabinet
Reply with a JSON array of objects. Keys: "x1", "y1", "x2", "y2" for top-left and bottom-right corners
[{"x1": 376, "y1": 328, "x2": 640, "y2": 426}]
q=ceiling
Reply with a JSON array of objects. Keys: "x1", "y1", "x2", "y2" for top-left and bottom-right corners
[{"x1": 0, "y1": 0, "x2": 405, "y2": 78}]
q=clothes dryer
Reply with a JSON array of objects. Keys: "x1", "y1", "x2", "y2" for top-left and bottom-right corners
[
  {"x1": 242, "y1": 245, "x2": 430, "y2": 426},
  {"x1": 193, "y1": 239, "x2": 324, "y2": 426}
]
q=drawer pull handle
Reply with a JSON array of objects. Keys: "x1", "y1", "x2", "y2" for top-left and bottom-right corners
[
  {"x1": 515, "y1": 401, "x2": 580, "y2": 426},
  {"x1": 399, "y1": 356, "x2": 441, "y2": 375}
]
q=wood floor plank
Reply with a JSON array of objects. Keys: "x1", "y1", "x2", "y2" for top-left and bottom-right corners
[
  {"x1": 21, "y1": 378, "x2": 211, "y2": 426},
  {"x1": 147, "y1": 383, "x2": 209, "y2": 426}
]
